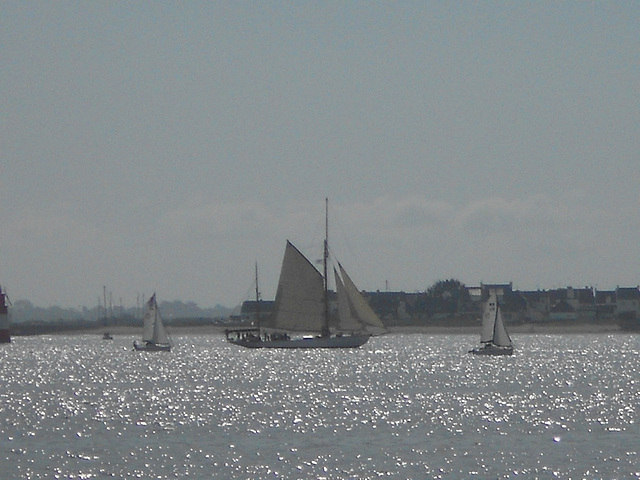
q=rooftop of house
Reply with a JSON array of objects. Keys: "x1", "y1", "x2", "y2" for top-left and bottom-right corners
[{"x1": 615, "y1": 286, "x2": 640, "y2": 300}]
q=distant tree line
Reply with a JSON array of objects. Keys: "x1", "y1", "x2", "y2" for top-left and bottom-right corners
[
  {"x1": 9, "y1": 299, "x2": 234, "y2": 324},
  {"x1": 10, "y1": 278, "x2": 638, "y2": 334}
]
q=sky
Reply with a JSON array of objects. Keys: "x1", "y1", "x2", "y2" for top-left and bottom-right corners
[{"x1": 1, "y1": 1, "x2": 639, "y2": 309}]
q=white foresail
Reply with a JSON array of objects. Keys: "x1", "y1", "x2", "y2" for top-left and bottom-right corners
[
  {"x1": 492, "y1": 303, "x2": 512, "y2": 347},
  {"x1": 480, "y1": 292, "x2": 497, "y2": 343},
  {"x1": 152, "y1": 307, "x2": 170, "y2": 345},
  {"x1": 334, "y1": 267, "x2": 362, "y2": 332},
  {"x1": 272, "y1": 241, "x2": 325, "y2": 332},
  {"x1": 142, "y1": 294, "x2": 157, "y2": 342},
  {"x1": 338, "y1": 263, "x2": 386, "y2": 334}
]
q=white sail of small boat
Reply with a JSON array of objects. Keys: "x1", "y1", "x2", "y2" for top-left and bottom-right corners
[
  {"x1": 134, "y1": 294, "x2": 173, "y2": 351},
  {"x1": 470, "y1": 291, "x2": 513, "y2": 355},
  {"x1": 226, "y1": 199, "x2": 386, "y2": 348}
]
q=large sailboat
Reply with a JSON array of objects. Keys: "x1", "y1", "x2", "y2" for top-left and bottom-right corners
[
  {"x1": 469, "y1": 291, "x2": 514, "y2": 356},
  {"x1": 133, "y1": 294, "x2": 173, "y2": 352},
  {"x1": 225, "y1": 200, "x2": 386, "y2": 348},
  {"x1": 0, "y1": 285, "x2": 10, "y2": 343}
]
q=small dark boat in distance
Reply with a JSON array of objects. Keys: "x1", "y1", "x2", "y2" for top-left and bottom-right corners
[{"x1": 0, "y1": 285, "x2": 11, "y2": 344}]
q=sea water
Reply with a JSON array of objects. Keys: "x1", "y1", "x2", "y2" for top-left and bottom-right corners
[{"x1": 1, "y1": 333, "x2": 638, "y2": 479}]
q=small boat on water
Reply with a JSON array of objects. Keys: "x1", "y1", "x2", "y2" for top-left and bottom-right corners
[
  {"x1": 469, "y1": 291, "x2": 514, "y2": 356},
  {"x1": 0, "y1": 285, "x2": 11, "y2": 344},
  {"x1": 101, "y1": 287, "x2": 113, "y2": 340},
  {"x1": 133, "y1": 294, "x2": 173, "y2": 352},
  {"x1": 225, "y1": 199, "x2": 386, "y2": 349}
]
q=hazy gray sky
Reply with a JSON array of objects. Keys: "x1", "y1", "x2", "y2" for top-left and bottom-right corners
[{"x1": 2, "y1": 1, "x2": 639, "y2": 308}]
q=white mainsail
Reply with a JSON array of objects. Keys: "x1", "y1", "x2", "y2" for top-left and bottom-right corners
[
  {"x1": 271, "y1": 241, "x2": 325, "y2": 333},
  {"x1": 337, "y1": 264, "x2": 386, "y2": 335},
  {"x1": 480, "y1": 292, "x2": 498, "y2": 343},
  {"x1": 142, "y1": 294, "x2": 157, "y2": 342}
]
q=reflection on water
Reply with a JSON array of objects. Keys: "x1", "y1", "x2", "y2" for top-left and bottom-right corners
[{"x1": 1, "y1": 333, "x2": 638, "y2": 478}]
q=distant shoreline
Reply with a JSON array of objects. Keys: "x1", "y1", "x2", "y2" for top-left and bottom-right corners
[
  {"x1": 388, "y1": 323, "x2": 626, "y2": 335},
  {"x1": 26, "y1": 322, "x2": 631, "y2": 337}
]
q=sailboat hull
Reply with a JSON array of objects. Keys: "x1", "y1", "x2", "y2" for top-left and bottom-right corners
[
  {"x1": 469, "y1": 344, "x2": 513, "y2": 356},
  {"x1": 228, "y1": 334, "x2": 370, "y2": 349},
  {"x1": 133, "y1": 341, "x2": 171, "y2": 352}
]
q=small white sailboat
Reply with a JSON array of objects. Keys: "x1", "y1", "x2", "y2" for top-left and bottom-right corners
[
  {"x1": 469, "y1": 291, "x2": 513, "y2": 356},
  {"x1": 133, "y1": 294, "x2": 173, "y2": 352},
  {"x1": 226, "y1": 199, "x2": 386, "y2": 348}
]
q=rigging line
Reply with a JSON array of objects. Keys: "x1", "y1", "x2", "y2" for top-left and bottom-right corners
[
  {"x1": 233, "y1": 263, "x2": 258, "y2": 308},
  {"x1": 330, "y1": 203, "x2": 359, "y2": 267},
  {"x1": 297, "y1": 199, "x2": 327, "y2": 260}
]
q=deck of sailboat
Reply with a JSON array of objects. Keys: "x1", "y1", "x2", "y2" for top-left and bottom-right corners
[
  {"x1": 133, "y1": 340, "x2": 171, "y2": 352},
  {"x1": 227, "y1": 333, "x2": 370, "y2": 349},
  {"x1": 469, "y1": 344, "x2": 514, "y2": 356}
]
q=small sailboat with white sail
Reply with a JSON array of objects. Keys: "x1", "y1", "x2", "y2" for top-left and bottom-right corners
[
  {"x1": 225, "y1": 199, "x2": 386, "y2": 348},
  {"x1": 469, "y1": 291, "x2": 513, "y2": 356},
  {"x1": 133, "y1": 293, "x2": 173, "y2": 352}
]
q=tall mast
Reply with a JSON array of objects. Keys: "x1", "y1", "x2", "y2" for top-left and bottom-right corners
[
  {"x1": 103, "y1": 286, "x2": 107, "y2": 326},
  {"x1": 322, "y1": 198, "x2": 330, "y2": 337}
]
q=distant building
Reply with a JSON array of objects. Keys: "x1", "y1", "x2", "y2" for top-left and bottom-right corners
[
  {"x1": 595, "y1": 289, "x2": 616, "y2": 318},
  {"x1": 520, "y1": 290, "x2": 551, "y2": 322},
  {"x1": 549, "y1": 299, "x2": 577, "y2": 322},
  {"x1": 466, "y1": 287, "x2": 482, "y2": 303},
  {"x1": 615, "y1": 286, "x2": 640, "y2": 317},
  {"x1": 480, "y1": 282, "x2": 513, "y2": 301},
  {"x1": 240, "y1": 300, "x2": 275, "y2": 325},
  {"x1": 566, "y1": 286, "x2": 596, "y2": 321}
]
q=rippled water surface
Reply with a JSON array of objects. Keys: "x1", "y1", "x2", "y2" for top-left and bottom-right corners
[{"x1": 1, "y1": 333, "x2": 639, "y2": 479}]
